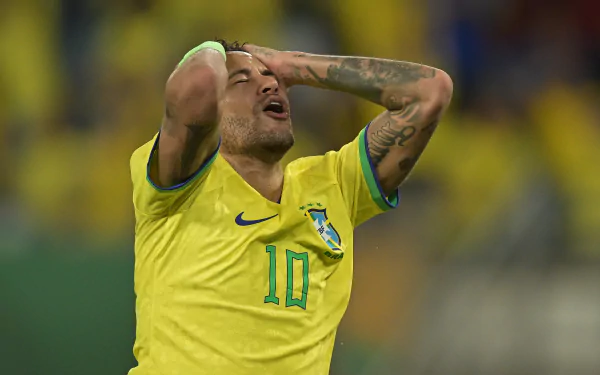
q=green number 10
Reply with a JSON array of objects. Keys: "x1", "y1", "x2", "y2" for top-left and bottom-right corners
[{"x1": 265, "y1": 245, "x2": 309, "y2": 310}]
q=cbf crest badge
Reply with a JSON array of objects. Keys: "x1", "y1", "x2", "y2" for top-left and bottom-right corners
[{"x1": 300, "y1": 203, "x2": 344, "y2": 260}]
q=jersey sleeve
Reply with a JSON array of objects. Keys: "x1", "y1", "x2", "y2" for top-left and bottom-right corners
[
  {"x1": 130, "y1": 132, "x2": 219, "y2": 216},
  {"x1": 332, "y1": 124, "x2": 399, "y2": 227}
]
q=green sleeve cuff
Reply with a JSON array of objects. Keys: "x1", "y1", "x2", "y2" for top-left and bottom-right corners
[{"x1": 358, "y1": 125, "x2": 400, "y2": 211}]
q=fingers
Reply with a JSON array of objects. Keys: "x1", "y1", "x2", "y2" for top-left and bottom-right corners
[
  {"x1": 242, "y1": 45, "x2": 266, "y2": 66},
  {"x1": 241, "y1": 44, "x2": 256, "y2": 54},
  {"x1": 243, "y1": 45, "x2": 277, "y2": 58}
]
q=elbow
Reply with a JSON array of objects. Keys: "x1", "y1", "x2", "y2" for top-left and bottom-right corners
[
  {"x1": 166, "y1": 64, "x2": 222, "y2": 104},
  {"x1": 425, "y1": 69, "x2": 453, "y2": 111},
  {"x1": 384, "y1": 68, "x2": 453, "y2": 113},
  {"x1": 165, "y1": 65, "x2": 224, "y2": 123},
  {"x1": 400, "y1": 69, "x2": 452, "y2": 123}
]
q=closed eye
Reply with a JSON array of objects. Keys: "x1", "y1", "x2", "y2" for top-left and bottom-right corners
[{"x1": 235, "y1": 79, "x2": 248, "y2": 84}]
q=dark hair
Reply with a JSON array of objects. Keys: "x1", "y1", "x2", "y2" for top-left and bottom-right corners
[{"x1": 214, "y1": 39, "x2": 247, "y2": 52}]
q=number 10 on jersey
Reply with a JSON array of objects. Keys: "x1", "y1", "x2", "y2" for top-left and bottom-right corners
[{"x1": 265, "y1": 245, "x2": 309, "y2": 309}]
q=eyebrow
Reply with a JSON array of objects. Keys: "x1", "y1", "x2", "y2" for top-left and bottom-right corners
[
  {"x1": 228, "y1": 68, "x2": 277, "y2": 80},
  {"x1": 228, "y1": 68, "x2": 251, "y2": 79}
]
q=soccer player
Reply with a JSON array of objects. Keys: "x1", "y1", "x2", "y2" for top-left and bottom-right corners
[{"x1": 129, "y1": 40, "x2": 452, "y2": 374}]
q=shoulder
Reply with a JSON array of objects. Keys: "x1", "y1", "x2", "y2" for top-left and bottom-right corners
[
  {"x1": 130, "y1": 134, "x2": 158, "y2": 180},
  {"x1": 130, "y1": 133, "x2": 223, "y2": 217},
  {"x1": 286, "y1": 151, "x2": 339, "y2": 177}
]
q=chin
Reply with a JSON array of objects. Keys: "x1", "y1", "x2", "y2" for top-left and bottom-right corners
[
  {"x1": 258, "y1": 131, "x2": 295, "y2": 159},
  {"x1": 265, "y1": 134, "x2": 295, "y2": 153}
]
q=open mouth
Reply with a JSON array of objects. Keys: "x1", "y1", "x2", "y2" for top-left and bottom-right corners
[
  {"x1": 264, "y1": 101, "x2": 284, "y2": 114},
  {"x1": 262, "y1": 100, "x2": 289, "y2": 119}
]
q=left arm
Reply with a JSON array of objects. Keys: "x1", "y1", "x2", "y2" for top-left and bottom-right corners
[
  {"x1": 292, "y1": 54, "x2": 453, "y2": 196},
  {"x1": 245, "y1": 46, "x2": 453, "y2": 195}
]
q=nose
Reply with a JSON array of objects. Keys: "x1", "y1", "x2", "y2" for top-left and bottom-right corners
[{"x1": 259, "y1": 76, "x2": 279, "y2": 94}]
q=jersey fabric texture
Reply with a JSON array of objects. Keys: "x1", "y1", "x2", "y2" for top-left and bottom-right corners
[{"x1": 128, "y1": 125, "x2": 398, "y2": 375}]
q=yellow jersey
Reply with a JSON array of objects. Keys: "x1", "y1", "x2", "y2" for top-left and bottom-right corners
[{"x1": 128, "y1": 127, "x2": 398, "y2": 375}]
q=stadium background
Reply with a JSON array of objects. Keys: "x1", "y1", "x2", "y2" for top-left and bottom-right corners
[{"x1": 1, "y1": 0, "x2": 599, "y2": 374}]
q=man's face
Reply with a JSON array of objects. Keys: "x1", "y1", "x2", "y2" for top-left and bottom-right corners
[{"x1": 220, "y1": 51, "x2": 294, "y2": 160}]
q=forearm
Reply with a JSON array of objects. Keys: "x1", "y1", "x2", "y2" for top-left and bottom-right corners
[
  {"x1": 157, "y1": 47, "x2": 226, "y2": 187},
  {"x1": 288, "y1": 53, "x2": 445, "y2": 110},
  {"x1": 243, "y1": 43, "x2": 452, "y2": 194},
  {"x1": 288, "y1": 53, "x2": 452, "y2": 194},
  {"x1": 165, "y1": 48, "x2": 228, "y2": 127}
]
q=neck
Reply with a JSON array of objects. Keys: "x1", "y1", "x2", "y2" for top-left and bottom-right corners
[{"x1": 221, "y1": 152, "x2": 284, "y2": 203}]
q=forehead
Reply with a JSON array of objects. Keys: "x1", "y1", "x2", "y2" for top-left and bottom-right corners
[{"x1": 226, "y1": 51, "x2": 267, "y2": 72}]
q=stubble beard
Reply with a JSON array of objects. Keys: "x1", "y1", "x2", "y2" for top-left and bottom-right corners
[{"x1": 221, "y1": 114, "x2": 295, "y2": 163}]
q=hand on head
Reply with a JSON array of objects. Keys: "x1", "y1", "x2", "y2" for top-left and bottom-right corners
[{"x1": 242, "y1": 44, "x2": 299, "y2": 87}]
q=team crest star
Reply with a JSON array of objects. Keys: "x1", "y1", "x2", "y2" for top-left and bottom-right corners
[
  {"x1": 316, "y1": 202, "x2": 322, "y2": 207},
  {"x1": 307, "y1": 203, "x2": 314, "y2": 207},
  {"x1": 299, "y1": 206, "x2": 306, "y2": 210}
]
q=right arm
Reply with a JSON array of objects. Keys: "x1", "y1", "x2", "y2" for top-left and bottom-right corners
[{"x1": 150, "y1": 47, "x2": 226, "y2": 188}]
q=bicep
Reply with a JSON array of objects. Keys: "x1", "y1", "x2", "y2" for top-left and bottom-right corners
[
  {"x1": 151, "y1": 120, "x2": 220, "y2": 189},
  {"x1": 366, "y1": 97, "x2": 442, "y2": 195}
]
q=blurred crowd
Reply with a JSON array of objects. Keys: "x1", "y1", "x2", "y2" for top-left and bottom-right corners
[
  {"x1": 1, "y1": 0, "x2": 598, "y2": 258},
  {"x1": 1, "y1": 1, "x2": 599, "y2": 374}
]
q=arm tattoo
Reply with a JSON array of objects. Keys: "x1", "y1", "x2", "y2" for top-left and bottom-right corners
[
  {"x1": 369, "y1": 122, "x2": 417, "y2": 165},
  {"x1": 305, "y1": 58, "x2": 436, "y2": 106},
  {"x1": 297, "y1": 53, "x2": 447, "y2": 190},
  {"x1": 368, "y1": 100, "x2": 420, "y2": 166}
]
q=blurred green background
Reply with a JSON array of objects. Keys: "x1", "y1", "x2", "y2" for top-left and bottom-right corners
[{"x1": 1, "y1": 0, "x2": 599, "y2": 374}]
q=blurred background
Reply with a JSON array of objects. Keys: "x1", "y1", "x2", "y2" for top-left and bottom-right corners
[{"x1": 1, "y1": 0, "x2": 599, "y2": 374}]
